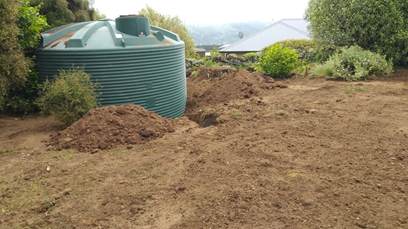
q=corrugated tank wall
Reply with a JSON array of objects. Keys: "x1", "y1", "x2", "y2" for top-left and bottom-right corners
[{"x1": 35, "y1": 16, "x2": 186, "y2": 119}]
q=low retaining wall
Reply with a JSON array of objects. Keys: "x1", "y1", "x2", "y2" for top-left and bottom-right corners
[{"x1": 185, "y1": 53, "x2": 262, "y2": 69}]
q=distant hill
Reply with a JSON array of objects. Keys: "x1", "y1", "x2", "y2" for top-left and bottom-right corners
[{"x1": 187, "y1": 21, "x2": 271, "y2": 47}]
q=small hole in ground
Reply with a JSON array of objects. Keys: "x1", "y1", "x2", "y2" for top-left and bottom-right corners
[{"x1": 187, "y1": 111, "x2": 219, "y2": 128}]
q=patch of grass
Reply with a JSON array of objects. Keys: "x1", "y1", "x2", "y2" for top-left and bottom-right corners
[
  {"x1": 200, "y1": 111, "x2": 207, "y2": 122},
  {"x1": 41, "y1": 201, "x2": 55, "y2": 212},
  {"x1": 142, "y1": 149, "x2": 157, "y2": 157},
  {"x1": 29, "y1": 183, "x2": 37, "y2": 192},
  {"x1": 310, "y1": 64, "x2": 331, "y2": 77},
  {"x1": 42, "y1": 149, "x2": 76, "y2": 164},
  {"x1": 359, "y1": 86, "x2": 368, "y2": 92},
  {"x1": 275, "y1": 110, "x2": 290, "y2": 116},
  {"x1": 200, "y1": 109, "x2": 217, "y2": 122},
  {"x1": 229, "y1": 100, "x2": 249, "y2": 109},
  {"x1": 344, "y1": 85, "x2": 355, "y2": 94},
  {"x1": 200, "y1": 79, "x2": 210, "y2": 84},
  {"x1": 129, "y1": 162, "x2": 162, "y2": 179},
  {"x1": 232, "y1": 111, "x2": 243, "y2": 120},
  {"x1": 191, "y1": 70, "x2": 199, "y2": 79},
  {"x1": 0, "y1": 148, "x2": 15, "y2": 155}
]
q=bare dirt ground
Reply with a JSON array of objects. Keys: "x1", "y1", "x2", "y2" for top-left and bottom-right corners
[{"x1": 1, "y1": 68, "x2": 408, "y2": 229}]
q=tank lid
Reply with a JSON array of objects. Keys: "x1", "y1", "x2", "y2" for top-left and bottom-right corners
[
  {"x1": 119, "y1": 14, "x2": 144, "y2": 17},
  {"x1": 38, "y1": 18, "x2": 182, "y2": 50},
  {"x1": 115, "y1": 15, "x2": 151, "y2": 36},
  {"x1": 98, "y1": 18, "x2": 114, "y2": 21}
]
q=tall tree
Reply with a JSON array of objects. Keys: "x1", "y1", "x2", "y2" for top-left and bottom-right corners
[
  {"x1": 305, "y1": 0, "x2": 408, "y2": 66},
  {"x1": 30, "y1": 0, "x2": 96, "y2": 28},
  {"x1": 0, "y1": 0, "x2": 30, "y2": 108},
  {"x1": 138, "y1": 5, "x2": 197, "y2": 59},
  {"x1": 67, "y1": 0, "x2": 96, "y2": 22}
]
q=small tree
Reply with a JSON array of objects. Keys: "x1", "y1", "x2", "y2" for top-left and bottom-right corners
[
  {"x1": 95, "y1": 9, "x2": 106, "y2": 20},
  {"x1": 305, "y1": 0, "x2": 408, "y2": 66},
  {"x1": 37, "y1": 67, "x2": 101, "y2": 126},
  {"x1": 210, "y1": 45, "x2": 220, "y2": 57},
  {"x1": 138, "y1": 5, "x2": 197, "y2": 59}
]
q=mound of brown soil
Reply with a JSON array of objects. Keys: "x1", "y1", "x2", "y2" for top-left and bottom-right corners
[
  {"x1": 47, "y1": 104, "x2": 174, "y2": 152},
  {"x1": 186, "y1": 67, "x2": 275, "y2": 111}
]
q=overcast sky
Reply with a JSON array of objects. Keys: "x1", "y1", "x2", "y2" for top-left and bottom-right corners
[{"x1": 93, "y1": 0, "x2": 310, "y2": 25}]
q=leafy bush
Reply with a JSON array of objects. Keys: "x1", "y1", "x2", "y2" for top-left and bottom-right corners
[
  {"x1": 204, "y1": 59, "x2": 218, "y2": 67},
  {"x1": 261, "y1": 39, "x2": 340, "y2": 63},
  {"x1": 318, "y1": 46, "x2": 393, "y2": 81},
  {"x1": 17, "y1": 0, "x2": 49, "y2": 50},
  {"x1": 6, "y1": 62, "x2": 40, "y2": 114},
  {"x1": 259, "y1": 44, "x2": 300, "y2": 77},
  {"x1": 308, "y1": 43, "x2": 340, "y2": 63},
  {"x1": 37, "y1": 67, "x2": 101, "y2": 126}
]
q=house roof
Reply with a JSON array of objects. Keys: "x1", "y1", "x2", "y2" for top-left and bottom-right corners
[
  {"x1": 195, "y1": 48, "x2": 206, "y2": 52},
  {"x1": 219, "y1": 19, "x2": 310, "y2": 53}
]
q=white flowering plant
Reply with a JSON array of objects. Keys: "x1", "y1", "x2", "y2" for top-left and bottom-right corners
[{"x1": 322, "y1": 45, "x2": 393, "y2": 81}]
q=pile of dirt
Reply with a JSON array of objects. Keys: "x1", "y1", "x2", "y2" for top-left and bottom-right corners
[
  {"x1": 47, "y1": 104, "x2": 175, "y2": 152},
  {"x1": 186, "y1": 67, "x2": 277, "y2": 109},
  {"x1": 185, "y1": 67, "x2": 286, "y2": 124}
]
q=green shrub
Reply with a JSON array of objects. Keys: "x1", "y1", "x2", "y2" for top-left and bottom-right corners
[
  {"x1": 204, "y1": 59, "x2": 218, "y2": 67},
  {"x1": 261, "y1": 39, "x2": 340, "y2": 63},
  {"x1": 308, "y1": 43, "x2": 339, "y2": 63},
  {"x1": 6, "y1": 64, "x2": 40, "y2": 114},
  {"x1": 259, "y1": 44, "x2": 300, "y2": 77},
  {"x1": 243, "y1": 52, "x2": 258, "y2": 57},
  {"x1": 190, "y1": 70, "x2": 199, "y2": 78},
  {"x1": 37, "y1": 67, "x2": 101, "y2": 126},
  {"x1": 318, "y1": 46, "x2": 393, "y2": 81},
  {"x1": 305, "y1": 0, "x2": 408, "y2": 66}
]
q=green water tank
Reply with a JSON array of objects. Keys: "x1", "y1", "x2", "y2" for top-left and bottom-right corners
[{"x1": 35, "y1": 15, "x2": 186, "y2": 119}]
